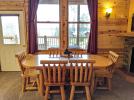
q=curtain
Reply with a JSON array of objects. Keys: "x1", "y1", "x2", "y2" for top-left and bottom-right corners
[
  {"x1": 131, "y1": 14, "x2": 134, "y2": 31},
  {"x1": 28, "y1": 0, "x2": 39, "y2": 54},
  {"x1": 87, "y1": 0, "x2": 98, "y2": 54}
]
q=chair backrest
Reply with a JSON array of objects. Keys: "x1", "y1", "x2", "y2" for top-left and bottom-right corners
[
  {"x1": 40, "y1": 60, "x2": 68, "y2": 84},
  {"x1": 107, "y1": 51, "x2": 119, "y2": 73},
  {"x1": 69, "y1": 60, "x2": 95, "y2": 84},
  {"x1": 15, "y1": 51, "x2": 26, "y2": 74},
  {"x1": 48, "y1": 48, "x2": 64, "y2": 57},
  {"x1": 108, "y1": 51, "x2": 119, "y2": 63},
  {"x1": 69, "y1": 49, "x2": 85, "y2": 58}
]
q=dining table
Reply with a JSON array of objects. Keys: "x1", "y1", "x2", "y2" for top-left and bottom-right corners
[
  {"x1": 22, "y1": 54, "x2": 112, "y2": 69},
  {"x1": 22, "y1": 54, "x2": 113, "y2": 96}
]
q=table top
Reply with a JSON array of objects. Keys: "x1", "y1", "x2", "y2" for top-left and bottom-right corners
[{"x1": 22, "y1": 54, "x2": 113, "y2": 69}]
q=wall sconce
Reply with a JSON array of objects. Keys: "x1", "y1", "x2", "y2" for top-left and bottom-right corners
[{"x1": 105, "y1": 8, "x2": 112, "y2": 18}]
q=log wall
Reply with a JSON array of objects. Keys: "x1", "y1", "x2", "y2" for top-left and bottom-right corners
[{"x1": 98, "y1": 0, "x2": 129, "y2": 50}]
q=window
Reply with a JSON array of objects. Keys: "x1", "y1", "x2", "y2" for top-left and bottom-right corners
[
  {"x1": 37, "y1": 0, "x2": 60, "y2": 50},
  {"x1": 68, "y1": 0, "x2": 90, "y2": 49},
  {"x1": 0, "y1": 15, "x2": 20, "y2": 44},
  {"x1": 37, "y1": 0, "x2": 90, "y2": 50}
]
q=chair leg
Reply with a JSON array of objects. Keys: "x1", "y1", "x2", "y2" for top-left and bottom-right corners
[
  {"x1": 94, "y1": 78, "x2": 98, "y2": 91},
  {"x1": 91, "y1": 73, "x2": 95, "y2": 95},
  {"x1": 36, "y1": 76, "x2": 40, "y2": 94},
  {"x1": 44, "y1": 86, "x2": 49, "y2": 100},
  {"x1": 69, "y1": 86, "x2": 75, "y2": 100},
  {"x1": 22, "y1": 77, "x2": 27, "y2": 93},
  {"x1": 108, "y1": 78, "x2": 112, "y2": 91},
  {"x1": 39, "y1": 71, "x2": 44, "y2": 96},
  {"x1": 85, "y1": 86, "x2": 91, "y2": 100},
  {"x1": 60, "y1": 86, "x2": 65, "y2": 100}
]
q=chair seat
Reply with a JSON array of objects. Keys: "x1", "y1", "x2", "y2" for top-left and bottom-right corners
[
  {"x1": 95, "y1": 69, "x2": 112, "y2": 78},
  {"x1": 24, "y1": 70, "x2": 40, "y2": 77}
]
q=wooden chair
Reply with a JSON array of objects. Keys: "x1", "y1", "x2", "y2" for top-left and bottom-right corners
[
  {"x1": 69, "y1": 60, "x2": 95, "y2": 100},
  {"x1": 15, "y1": 51, "x2": 40, "y2": 93},
  {"x1": 40, "y1": 60, "x2": 68, "y2": 100},
  {"x1": 69, "y1": 49, "x2": 85, "y2": 58},
  {"x1": 48, "y1": 48, "x2": 64, "y2": 57},
  {"x1": 95, "y1": 51, "x2": 119, "y2": 91}
]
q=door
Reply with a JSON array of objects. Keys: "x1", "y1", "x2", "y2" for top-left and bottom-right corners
[{"x1": 0, "y1": 11, "x2": 26, "y2": 71}]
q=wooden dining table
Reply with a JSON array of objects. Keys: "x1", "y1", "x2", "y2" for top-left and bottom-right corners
[
  {"x1": 22, "y1": 54, "x2": 113, "y2": 95},
  {"x1": 22, "y1": 54, "x2": 112, "y2": 69}
]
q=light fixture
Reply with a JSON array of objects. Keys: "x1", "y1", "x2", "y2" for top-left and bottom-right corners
[{"x1": 105, "y1": 8, "x2": 112, "y2": 18}]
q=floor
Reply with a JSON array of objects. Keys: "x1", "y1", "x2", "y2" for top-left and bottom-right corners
[{"x1": 0, "y1": 72, "x2": 134, "y2": 100}]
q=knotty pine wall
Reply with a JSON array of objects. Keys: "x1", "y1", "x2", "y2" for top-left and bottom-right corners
[
  {"x1": 0, "y1": 0, "x2": 131, "y2": 66},
  {"x1": 98, "y1": 0, "x2": 129, "y2": 51}
]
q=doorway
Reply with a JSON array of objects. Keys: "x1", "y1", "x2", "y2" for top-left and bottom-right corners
[{"x1": 0, "y1": 11, "x2": 26, "y2": 71}]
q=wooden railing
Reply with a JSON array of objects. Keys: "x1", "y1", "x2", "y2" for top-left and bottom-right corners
[
  {"x1": 37, "y1": 36, "x2": 88, "y2": 50},
  {"x1": 69, "y1": 37, "x2": 88, "y2": 49},
  {"x1": 3, "y1": 35, "x2": 19, "y2": 44}
]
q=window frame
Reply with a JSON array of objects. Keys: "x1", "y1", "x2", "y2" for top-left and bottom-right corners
[
  {"x1": 36, "y1": 1, "x2": 90, "y2": 51},
  {"x1": 37, "y1": 3, "x2": 60, "y2": 51},
  {"x1": 68, "y1": 4, "x2": 91, "y2": 49},
  {"x1": 0, "y1": 11, "x2": 25, "y2": 46}
]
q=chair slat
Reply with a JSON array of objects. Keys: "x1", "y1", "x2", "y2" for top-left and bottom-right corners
[
  {"x1": 70, "y1": 63, "x2": 73, "y2": 82},
  {"x1": 53, "y1": 66, "x2": 56, "y2": 83},
  {"x1": 62, "y1": 64, "x2": 66, "y2": 82},
  {"x1": 43, "y1": 67, "x2": 48, "y2": 82},
  {"x1": 58, "y1": 65, "x2": 61, "y2": 83},
  {"x1": 80, "y1": 64, "x2": 83, "y2": 82},
  {"x1": 84, "y1": 66, "x2": 88, "y2": 82},
  {"x1": 48, "y1": 64, "x2": 51, "y2": 83},
  {"x1": 88, "y1": 63, "x2": 93, "y2": 82},
  {"x1": 75, "y1": 65, "x2": 78, "y2": 82}
]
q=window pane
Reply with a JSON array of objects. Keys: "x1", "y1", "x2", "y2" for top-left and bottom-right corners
[
  {"x1": 80, "y1": 5, "x2": 90, "y2": 22},
  {"x1": 37, "y1": 4, "x2": 59, "y2": 21},
  {"x1": 79, "y1": 24, "x2": 90, "y2": 49},
  {"x1": 1, "y1": 16, "x2": 20, "y2": 44},
  {"x1": 68, "y1": 23, "x2": 77, "y2": 47},
  {"x1": 37, "y1": 23, "x2": 59, "y2": 50},
  {"x1": 69, "y1": 5, "x2": 78, "y2": 22},
  {"x1": 68, "y1": 23, "x2": 90, "y2": 49}
]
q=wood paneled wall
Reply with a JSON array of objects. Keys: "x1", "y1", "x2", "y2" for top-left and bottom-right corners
[
  {"x1": 0, "y1": 0, "x2": 130, "y2": 52},
  {"x1": 0, "y1": 0, "x2": 25, "y2": 10},
  {"x1": 98, "y1": 0, "x2": 129, "y2": 50}
]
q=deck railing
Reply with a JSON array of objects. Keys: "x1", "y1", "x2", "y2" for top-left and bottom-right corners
[{"x1": 37, "y1": 36, "x2": 88, "y2": 50}]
